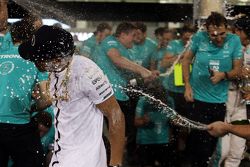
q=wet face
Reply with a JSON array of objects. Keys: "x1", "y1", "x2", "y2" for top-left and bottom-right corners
[
  {"x1": 134, "y1": 29, "x2": 146, "y2": 44},
  {"x1": 35, "y1": 56, "x2": 72, "y2": 72},
  {"x1": 161, "y1": 32, "x2": 174, "y2": 47},
  {"x1": 181, "y1": 32, "x2": 193, "y2": 45},
  {"x1": 120, "y1": 30, "x2": 136, "y2": 49},
  {"x1": 207, "y1": 24, "x2": 227, "y2": 47}
]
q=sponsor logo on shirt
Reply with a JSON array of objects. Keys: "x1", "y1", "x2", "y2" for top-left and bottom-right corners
[
  {"x1": 0, "y1": 61, "x2": 14, "y2": 75},
  {"x1": 0, "y1": 55, "x2": 20, "y2": 59}
]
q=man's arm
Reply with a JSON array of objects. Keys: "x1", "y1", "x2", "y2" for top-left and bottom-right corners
[
  {"x1": 0, "y1": 0, "x2": 8, "y2": 34},
  {"x1": 107, "y1": 48, "x2": 159, "y2": 80},
  {"x1": 207, "y1": 121, "x2": 250, "y2": 140},
  {"x1": 31, "y1": 81, "x2": 52, "y2": 113},
  {"x1": 161, "y1": 53, "x2": 178, "y2": 69},
  {"x1": 96, "y1": 95, "x2": 125, "y2": 166},
  {"x1": 182, "y1": 50, "x2": 194, "y2": 102},
  {"x1": 210, "y1": 59, "x2": 243, "y2": 84}
]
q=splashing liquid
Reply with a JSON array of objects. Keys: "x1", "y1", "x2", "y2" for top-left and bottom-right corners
[{"x1": 119, "y1": 85, "x2": 208, "y2": 130}]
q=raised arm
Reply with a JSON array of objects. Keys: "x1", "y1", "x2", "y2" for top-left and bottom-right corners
[{"x1": 107, "y1": 48, "x2": 159, "y2": 80}]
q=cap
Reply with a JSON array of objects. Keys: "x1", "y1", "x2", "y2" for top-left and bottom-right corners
[
  {"x1": 234, "y1": 18, "x2": 250, "y2": 37},
  {"x1": 19, "y1": 25, "x2": 74, "y2": 62}
]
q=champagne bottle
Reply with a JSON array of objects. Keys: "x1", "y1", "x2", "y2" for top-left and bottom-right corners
[
  {"x1": 129, "y1": 77, "x2": 144, "y2": 87},
  {"x1": 231, "y1": 119, "x2": 250, "y2": 125}
]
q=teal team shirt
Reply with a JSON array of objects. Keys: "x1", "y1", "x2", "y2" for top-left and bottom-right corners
[
  {"x1": 0, "y1": 32, "x2": 48, "y2": 124},
  {"x1": 80, "y1": 35, "x2": 97, "y2": 59},
  {"x1": 188, "y1": 31, "x2": 243, "y2": 103},
  {"x1": 94, "y1": 35, "x2": 129, "y2": 101},
  {"x1": 154, "y1": 45, "x2": 168, "y2": 72},
  {"x1": 136, "y1": 97, "x2": 170, "y2": 145},
  {"x1": 164, "y1": 39, "x2": 185, "y2": 93},
  {"x1": 128, "y1": 37, "x2": 157, "y2": 68}
]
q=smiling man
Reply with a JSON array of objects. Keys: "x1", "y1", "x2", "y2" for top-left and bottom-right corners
[{"x1": 182, "y1": 12, "x2": 243, "y2": 167}]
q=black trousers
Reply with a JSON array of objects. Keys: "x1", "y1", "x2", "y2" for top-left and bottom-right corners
[
  {"x1": 0, "y1": 122, "x2": 45, "y2": 167},
  {"x1": 137, "y1": 143, "x2": 174, "y2": 167},
  {"x1": 186, "y1": 99, "x2": 226, "y2": 167}
]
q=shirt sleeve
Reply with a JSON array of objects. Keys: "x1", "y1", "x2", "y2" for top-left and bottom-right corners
[
  {"x1": 36, "y1": 71, "x2": 49, "y2": 82},
  {"x1": 187, "y1": 32, "x2": 200, "y2": 54},
  {"x1": 103, "y1": 39, "x2": 120, "y2": 54},
  {"x1": 232, "y1": 36, "x2": 243, "y2": 60},
  {"x1": 135, "y1": 97, "x2": 145, "y2": 117},
  {"x1": 80, "y1": 61, "x2": 114, "y2": 104}
]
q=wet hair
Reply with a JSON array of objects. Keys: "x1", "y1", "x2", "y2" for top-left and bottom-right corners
[
  {"x1": 10, "y1": 14, "x2": 42, "y2": 44},
  {"x1": 134, "y1": 22, "x2": 147, "y2": 33},
  {"x1": 32, "y1": 111, "x2": 52, "y2": 128},
  {"x1": 115, "y1": 22, "x2": 136, "y2": 37},
  {"x1": 96, "y1": 22, "x2": 112, "y2": 33},
  {"x1": 10, "y1": 19, "x2": 36, "y2": 44},
  {"x1": 234, "y1": 17, "x2": 250, "y2": 38},
  {"x1": 205, "y1": 12, "x2": 227, "y2": 29}
]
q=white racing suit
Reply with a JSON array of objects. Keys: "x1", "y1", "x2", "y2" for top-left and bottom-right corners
[{"x1": 209, "y1": 83, "x2": 246, "y2": 167}]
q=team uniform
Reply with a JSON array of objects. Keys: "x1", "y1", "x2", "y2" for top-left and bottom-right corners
[
  {"x1": 0, "y1": 32, "x2": 48, "y2": 167},
  {"x1": 135, "y1": 96, "x2": 172, "y2": 167},
  {"x1": 128, "y1": 37, "x2": 157, "y2": 69},
  {"x1": 49, "y1": 56, "x2": 113, "y2": 167},
  {"x1": 186, "y1": 31, "x2": 243, "y2": 166},
  {"x1": 209, "y1": 45, "x2": 250, "y2": 167},
  {"x1": 94, "y1": 35, "x2": 129, "y2": 101},
  {"x1": 80, "y1": 35, "x2": 97, "y2": 59}
]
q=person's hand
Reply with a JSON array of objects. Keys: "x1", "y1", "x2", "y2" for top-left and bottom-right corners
[
  {"x1": 242, "y1": 93, "x2": 250, "y2": 101},
  {"x1": 141, "y1": 70, "x2": 159, "y2": 83},
  {"x1": 210, "y1": 71, "x2": 225, "y2": 84},
  {"x1": 207, "y1": 121, "x2": 230, "y2": 137},
  {"x1": 241, "y1": 66, "x2": 250, "y2": 79},
  {"x1": 184, "y1": 84, "x2": 194, "y2": 102}
]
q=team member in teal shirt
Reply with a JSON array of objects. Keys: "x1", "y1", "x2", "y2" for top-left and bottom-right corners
[
  {"x1": 94, "y1": 22, "x2": 159, "y2": 166},
  {"x1": 0, "y1": 10, "x2": 51, "y2": 167},
  {"x1": 80, "y1": 23, "x2": 112, "y2": 59},
  {"x1": 128, "y1": 22, "x2": 157, "y2": 69},
  {"x1": 135, "y1": 89, "x2": 173, "y2": 167},
  {"x1": 182, "y1": 12, "x2": 243, "y2": 167},
  {"x1": 94, "y1": 22, "x2": 158, "y2": 102},
  {"x1": 160, "y1": 25, "x2": 195, "y2": 164}
]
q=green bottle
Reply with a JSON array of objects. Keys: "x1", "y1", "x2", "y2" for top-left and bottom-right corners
[{"x1": 231, "y1": 119, "x2": 250, "y2": 125}]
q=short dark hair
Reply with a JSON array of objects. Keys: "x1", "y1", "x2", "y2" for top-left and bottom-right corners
[
  {"x1": 205, "y1": 12, "x2": 227, "y2": 29},
  {"x1": 96, "y1": 23, "x2": 112, "y2": 32},
  {"x1": 180, "y1": 25, "x2": 196, "y2": 35},
  {"x1": 234, "y1": 17, "x2": 250, "y2": 38},
  {"x1": 134, "y1": 22, "x2": 147, "y2": 33},
  {"x1": 115, "y1": 22, "x2": 136, "y2": 37},
  {"x1": 10, "y1": 14, "x2": 42, "y2": 44},
  {"x1": 154, "y1": 27, "x2": 165, "y2": 36},
  {"x1": 10, "y1": 20, "x2": 35, "y2": 44}
]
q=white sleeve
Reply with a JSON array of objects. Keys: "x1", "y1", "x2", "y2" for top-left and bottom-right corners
[{"x1": 80, "y1": 61, "x2": 114, "y2": 104}]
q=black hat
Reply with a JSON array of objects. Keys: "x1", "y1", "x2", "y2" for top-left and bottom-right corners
[
  {"x1": 19, "y1": 25, "x2": 74, "y2": 62},
  {"x1": 234, "y1": 18, "x2": 250, "y2": 37}
]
